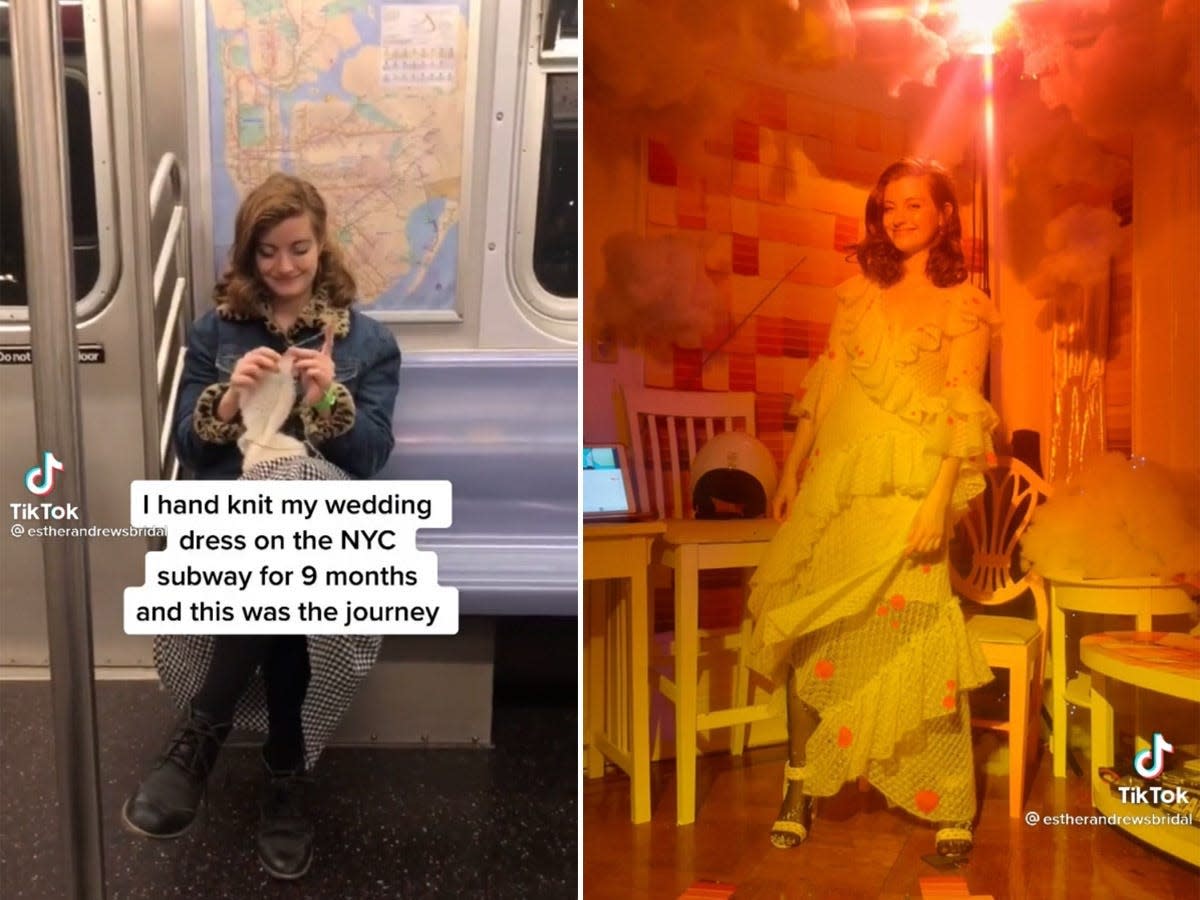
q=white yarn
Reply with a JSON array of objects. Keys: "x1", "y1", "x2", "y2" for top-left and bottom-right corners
[{"x1": 236, "y1": 355, "x2": 307, "y2": 471}]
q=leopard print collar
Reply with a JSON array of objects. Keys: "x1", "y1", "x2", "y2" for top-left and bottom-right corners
[{"x1": 216, "y1": 287, "x2": 351, "y2": 340}]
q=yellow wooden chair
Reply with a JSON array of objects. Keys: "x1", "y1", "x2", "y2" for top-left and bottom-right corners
[
  {"x1": 951, "y1": 456, "x2": 1052, "y2": 818},
  {"x1": 616, "y1": 384, "x2": 781, "y2": 825}
]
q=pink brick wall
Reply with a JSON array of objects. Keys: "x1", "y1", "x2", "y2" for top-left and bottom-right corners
[
  {"x1": 636, "y1": 80, "x2": 985, "y2": 473},
  {"x1": 639, "y1": 82, "x2": 901, "y2": 468}
]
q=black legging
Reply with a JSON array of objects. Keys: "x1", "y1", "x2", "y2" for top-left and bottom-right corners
[{"x1": 191, "y1": 635, "x2": 310, "y2": 771}]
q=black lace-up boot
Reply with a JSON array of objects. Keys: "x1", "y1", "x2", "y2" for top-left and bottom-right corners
[
  {"x1": 256, "y1": 756, "x2": 314, "y2": 879},
  {"x1": 120, "y1": 707, "x2": 230, "y2": 838}
]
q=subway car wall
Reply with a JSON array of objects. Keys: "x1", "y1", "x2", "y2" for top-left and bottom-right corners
[{"x1": 0, "y1": 0, "x2": 577, "y2": 746}]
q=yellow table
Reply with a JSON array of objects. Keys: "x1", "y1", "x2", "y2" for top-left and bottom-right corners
[
  {"x1": 583, "y1": 520, "x2": 665, "y2": 824},
  {"x1": 1082, "y1": 631, "x2": 1200, "y2": 866},
  {"x1": 1048, "y1": 575, "x2": 1196, "y2": 777}
]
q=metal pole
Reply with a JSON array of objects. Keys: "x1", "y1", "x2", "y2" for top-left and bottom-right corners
[{"x1": 9, "y1": 2, "x2": 107, "y2": 898}]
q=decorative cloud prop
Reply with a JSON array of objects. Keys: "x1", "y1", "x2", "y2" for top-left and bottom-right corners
[
  {"x1": 1032, "y1": 203, "x2": 1124, "y2": 294},
  {"x1": 583, "y1": 0, "x2": 853, "y2": 164},
  {"x1": 594, "y1": 233, "x2": 724, "y2": 355},
  {"x1": 1021, "y1": 453, "x2": 1200, "y2": 580}
]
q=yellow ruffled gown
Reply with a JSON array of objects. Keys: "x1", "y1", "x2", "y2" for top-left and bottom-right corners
[{"x1": 748, "y1": 274, "x2": 1000, "y2": 825}]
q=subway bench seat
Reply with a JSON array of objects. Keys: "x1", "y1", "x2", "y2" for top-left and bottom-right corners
[
  {"x1": 377, "y1": 349, "x2": 577, "y2": 617},
  {"x1": 333, "y1": 349, "x2": 578, "y2": 746}
]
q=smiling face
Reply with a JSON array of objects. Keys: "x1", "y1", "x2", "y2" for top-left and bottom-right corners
[
  {"x1": 255, "y1": 214, "x2": 321, "y2": 305},
  {"x1": 881, "y1": 175, "x2": 948, "y2": 258}
]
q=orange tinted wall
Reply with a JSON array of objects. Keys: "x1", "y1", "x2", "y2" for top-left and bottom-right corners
[{"x1": 632, "y1": 78, "x2": 986, "y2": 468}]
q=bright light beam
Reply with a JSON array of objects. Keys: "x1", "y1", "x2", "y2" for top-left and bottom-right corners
[
  {"x1": 983, "y1": 51, "x2": 1001, "y2": 308},
  {"x1": 953, "y1": 0, "x2": 1020, "y2": 54}
]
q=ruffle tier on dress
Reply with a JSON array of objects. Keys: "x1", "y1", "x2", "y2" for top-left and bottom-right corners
[{"x1": 747, "y1": 274, "x2": 1001, "y2": 823}]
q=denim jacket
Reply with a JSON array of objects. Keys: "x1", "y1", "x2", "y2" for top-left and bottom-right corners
[{"x1": 174, "y1": 291, "x2": 401, "y2": 479}]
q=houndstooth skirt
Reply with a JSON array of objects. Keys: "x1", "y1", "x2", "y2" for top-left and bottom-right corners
[{"x1": 153, "y1": 455, "x2": 382, "y2": 770}]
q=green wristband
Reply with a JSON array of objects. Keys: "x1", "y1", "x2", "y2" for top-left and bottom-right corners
[{"x1": 312, "y1": 385, "x2": 338, "y2": 412}]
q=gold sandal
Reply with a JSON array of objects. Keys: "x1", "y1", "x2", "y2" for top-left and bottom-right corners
[
  {"x1": 770, "y1": 764, "x2": 813, "y2": 849},
  {"x1": 934, "y1": 823, "x2": 973, "y2": 858}
]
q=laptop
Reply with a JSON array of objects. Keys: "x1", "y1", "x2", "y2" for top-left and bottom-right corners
[{"x1": 582, "y1": 444, "x2": 651, "y2": 522}]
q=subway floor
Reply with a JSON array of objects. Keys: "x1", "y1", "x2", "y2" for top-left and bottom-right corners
[{"x1": 0, "y1": 680, "x2": 576, "y2": 899}]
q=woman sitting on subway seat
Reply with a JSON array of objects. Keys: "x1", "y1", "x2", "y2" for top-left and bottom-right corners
[{"x1": 121, "y1": 173, "x2": 400, "y2": 881}]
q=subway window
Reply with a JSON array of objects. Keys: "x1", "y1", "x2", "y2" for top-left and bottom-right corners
[
  {"x1": 533, "y1": 72, "x2": 577, "y2": 299},
  {"x1": 0, "y1": 3, "x2": 103, "y2": 309},
  {"x1": 512, "y1": 0, "x2": 578, "y2": 328}
]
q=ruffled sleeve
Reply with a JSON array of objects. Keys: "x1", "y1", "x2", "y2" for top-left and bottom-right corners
[
  {"x1": 927, "y1": 285, "x2": 1001, "y2": 508},
  {"x1": 943, "y1": 283, "x2": 1001, "y2": 339},
  {"x1": 789, "y1": 356, "x2": 827, "y2": 421},
  {"x1": 787, "y1": 276, "x2": 867, "y2": 427},
  {"x1": 924, "y1": 386, "x2": 999, "y2": 461}
]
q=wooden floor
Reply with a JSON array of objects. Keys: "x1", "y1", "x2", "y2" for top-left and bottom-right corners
[{"x1": 582, "y1": 732, "x2": 1199, "y2": 899}]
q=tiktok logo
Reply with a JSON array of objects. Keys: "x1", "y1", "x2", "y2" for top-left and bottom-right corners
[
  {"x1": 1133, "y1": 732, "x2": 1174, "y2": 779},
  {"x1": 24, "y1": 451, "x2": 64, "y2": 497}
]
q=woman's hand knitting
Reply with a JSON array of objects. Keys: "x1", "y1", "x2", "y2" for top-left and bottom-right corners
[
  {"x1": 218, "y1": 346, "x2": 282, "y2": 422},
  {"x1": 289, "y1": 323, "x2": 336, "y2": 407}
]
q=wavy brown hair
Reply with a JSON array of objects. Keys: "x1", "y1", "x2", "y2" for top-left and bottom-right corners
[
  {"x1": 214, "y1": 172, "x2": 356, "y2": 314},
  {"x1": 849, "y1": 158, "x2": 967, "y2": 288}
]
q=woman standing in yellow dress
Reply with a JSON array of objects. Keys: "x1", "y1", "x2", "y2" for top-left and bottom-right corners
[{"x1": 748, "y1": 158, "x2": 998, "y2": 858}]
